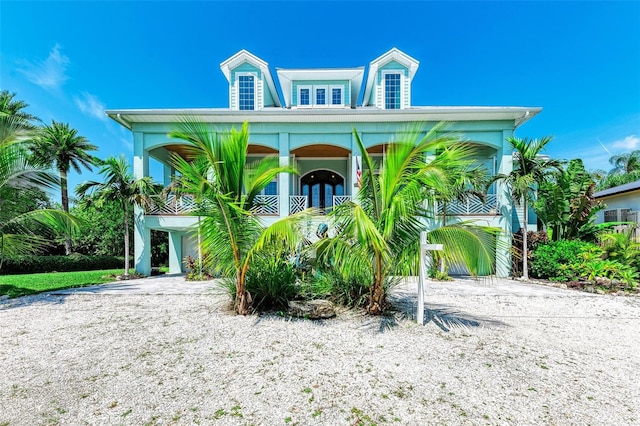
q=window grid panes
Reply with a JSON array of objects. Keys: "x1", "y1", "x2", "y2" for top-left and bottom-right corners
[
  {"x1": 316, "y1": 88, "x2": 326, "y2": 105},
  {"x1": 384, "y1": 73, "x2": 401, "y2": 109},
  {"x1": 264, "y1": 181, "x2": 277, "y2": 196},
  {"x1": 300, "y1": 88, "x2": 310, "y2": 105},
  {"x1": 238, "y1": 75, "x2": 255, "y2": 110},
  {"x1": 331, "y1": 88, "x2": 342, "y2": 105}
]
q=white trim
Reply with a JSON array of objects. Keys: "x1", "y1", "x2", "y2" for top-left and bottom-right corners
[
  {"x1": 235, "y1": 72, "x2": 258, "y2": 111},
  {"x1": 298, "y1": 85, "x2": 312, "y2": 107},
  {"x1": 314, "y1": 85, "x2": 328, "y2": 106},
  {"x1": 329, "y1": 85, "x2": 344, "y2": 107},
  {"x1": 381, "y1": 70, "x2": 403, "y2": 110}
]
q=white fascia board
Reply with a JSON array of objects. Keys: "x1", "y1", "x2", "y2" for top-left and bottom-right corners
[{"x1": 106, "y1": 106, "x2": 542, "y2": 127}]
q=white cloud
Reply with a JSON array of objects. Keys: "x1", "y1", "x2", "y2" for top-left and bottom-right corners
[
  {"x1": 611, "y1": 135, "x2": 640, "y2": 150},
  {"x1": 75, "y1": 92, "x2": 107, "y2": 121},
  {"x1": 18, "y1": 44, "x2": 70, "y2": 90}
]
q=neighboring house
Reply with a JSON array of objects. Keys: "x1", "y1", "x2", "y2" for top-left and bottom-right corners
[
  {"x1": 107, "y1": 48, "x2": 540, "y2": 277},
  {"x1": 594, "y1": 180, "x2": 640, "y2": 224}
]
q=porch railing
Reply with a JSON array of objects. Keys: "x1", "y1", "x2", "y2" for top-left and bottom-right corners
[
  {"x1": 333, "y1": 195, "x2": 352, "y2": 207},
  {"x1": 437, "y1": 194, "x2": 499, "y2": 216},
  {"x1": 250, "y1": 195, "x2": 279, "y2": 216},
  {"x1": 147, "y1": 194, "x2": 198, "y2": 215},
  {"x1": 290, "y1": 195, "x2": 308, "y2": 214}
]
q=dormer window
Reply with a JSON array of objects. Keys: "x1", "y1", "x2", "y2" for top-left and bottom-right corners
[
  {"x1": 238, "y1": 74, "x2": 255, "y2": 110},
  {"x1": 299, "y1": 86, "x2": 311, "y2": 106},
  {"x1": 316, "y1": 88, "x2": 326, "y2": 105},
  {"x1": 384, "y1": 72, "x2": 401, "y2": 109},
  {"x1": 331, "y1": 87, "x2": 342, "y2": 105}
]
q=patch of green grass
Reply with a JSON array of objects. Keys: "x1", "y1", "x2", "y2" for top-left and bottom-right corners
[{"x1": 0, "y1": 269, "x2": 133, "y2": 298}]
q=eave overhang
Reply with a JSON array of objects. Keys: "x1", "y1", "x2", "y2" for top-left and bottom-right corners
[
  {"x1": 363, "y1": 47, "x2": 420, "y2": 107},
  {"x1": 107, "y1": 106, "x2": 541, "y2": 129}
]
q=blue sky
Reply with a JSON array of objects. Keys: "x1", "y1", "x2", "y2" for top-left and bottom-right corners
[{"x1": 1, "y1": 1, "x2": 639, "y2": 198}]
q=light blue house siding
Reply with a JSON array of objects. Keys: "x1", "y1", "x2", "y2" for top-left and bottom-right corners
[{"x1": 108, "y1": 48, "x2": 541, "y2": 278}]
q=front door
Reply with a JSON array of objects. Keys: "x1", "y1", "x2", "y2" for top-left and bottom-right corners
[{"x1": 300, "y1": 170, "x2": 344, "y2": 211}]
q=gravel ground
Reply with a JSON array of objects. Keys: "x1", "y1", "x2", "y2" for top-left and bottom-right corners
[{"x1": 1, "y1": 278, "x2": 639, "y2": 425}]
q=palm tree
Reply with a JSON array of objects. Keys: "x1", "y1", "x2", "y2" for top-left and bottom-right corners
[
  {"x1": 492, "y1": 136, "x2": 559, "y2": 279},
  {"x1": 609, "y1": 150, "x2": 640, "y2": 175},
  {"x1": 319, "y1": 124, "x2": 500, "y2": 314},
  {"x1": 168, "y1": 120, "x2": 301, "y2": 315},
  {"x1": 30, "y1": 121, "x2": 97, "y2": 255},
  {"x1": 0, "y1": 120, "x2": 77, "y2": 270},
  {"x1": 0, "y1": 90, "x2": 40, "y2": 145},
  {"x1": 76, "y1": 156, "x2": 158, "y2": 278}
]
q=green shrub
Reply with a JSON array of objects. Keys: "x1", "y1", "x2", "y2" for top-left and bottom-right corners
[
  {"x1": 0, "y1": 255, "x2": 125, "y2": 275},
  {"x1": 304, "y1": 266, "x2": 372, "y2": 309},
  {"x1": 243, "y1": 250, "x2": 298, "y2": 310},
  {"x1": 530, "y1": 240, "x2": 600, "y2": 281}
]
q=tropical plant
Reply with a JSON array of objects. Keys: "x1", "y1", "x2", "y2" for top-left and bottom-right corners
[
  {"x1": 0, "y1": 90, "x2": 39, "y2": 144},
  {"x1": 76, "y1": 155, "x2": 159, "y2": 277},
  {"x1": 599, "y1": 226, "x2": 640, "y2": 270},
  {"x1": 608, "y1": 149, "x2": 640, "y2": 175},
  {"x1": 535, "y1": 159, "x2": 603, "y2": 241},
  {"x1": 30, "y1": 121, "x2": 98, "y2": 255},
  {"x1": 317, "y1": 123, "x2": 500, "y2": 315},
  {"x1": 492, "y1": 136, "x2": 559, "y2": 279},
  {"x1": 596, "y1": 169, "x2": 640, "y2": 191},
  {"x1": 168, "y1": 119, "x2": 303, "y2": 314},
  {"x1": 0, "y1": 93, "x2": 80, "y2": 270}
]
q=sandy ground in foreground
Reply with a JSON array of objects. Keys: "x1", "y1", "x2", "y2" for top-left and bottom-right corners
[{"x1": 0, "y1": 277, "x2": 639, "y2": 425}]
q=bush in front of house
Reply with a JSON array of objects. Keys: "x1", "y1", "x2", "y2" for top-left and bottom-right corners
[{"x1": 0, "y1": 255, "x2": 125, "y2": 275}]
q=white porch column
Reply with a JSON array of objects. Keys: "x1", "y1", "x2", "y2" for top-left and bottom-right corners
[
  {"x1": 168, "y1": 231, "x2": 183, "y2": 274},
  {"x1": 279, "y1": 132, "x2": 290, "y2": 217},
  {"x1": 496, "y1": 129, "x2": 514, "y2": 278},
  {"x1": 133, "y1": 131, "x2": 152, "y2": 275}
]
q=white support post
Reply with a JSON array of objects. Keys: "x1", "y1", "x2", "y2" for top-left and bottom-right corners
[{"x1": 418, "y1": 231, "x2": 443, "y2": 325}]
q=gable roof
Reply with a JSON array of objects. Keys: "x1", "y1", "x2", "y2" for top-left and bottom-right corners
[
  {"x1": 275, "y1": 67, "x2": 365, "y2": 108},
  {"x1": 594, "y1": 179, "x2": 640, "y2": 199},
  {"x1": 219, "y1": 50, "x2": 281, "y2": 107},
  {"x1": 362, "y1": 48, "x2": 420, "y2": 107}
]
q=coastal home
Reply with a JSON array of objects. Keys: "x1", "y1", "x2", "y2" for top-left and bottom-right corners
[{"x1": 107, "y1": 48, "x2": 540, "y2": 277}]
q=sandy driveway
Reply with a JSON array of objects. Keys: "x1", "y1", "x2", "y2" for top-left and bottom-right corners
[{"x1": 1, "y1": 277, "x2": 638, "y2": 425}]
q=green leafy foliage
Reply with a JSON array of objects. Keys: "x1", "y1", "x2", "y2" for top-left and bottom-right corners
[
  {"x1": 169, "y1": 119, "x2": 302, "y2": 314},
  {"x1": 531, "y1": 240, "x2": 600, "y2": 281},
  {"x1": 0, "y1": 255, "x2": 124, "y2": 275},
  {"x1": 535, "y1": 159, "x2": 602, "y2": 241},
  {"x1": 243, "y1": 248, "x2": 298, "y2": 310}
]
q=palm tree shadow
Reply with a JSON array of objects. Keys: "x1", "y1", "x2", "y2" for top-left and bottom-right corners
[
  {"x1": 0, "y1": 290, "x2": 72, "y2": 311},
  {"x1": 387, "y1": 288, "x2": 506, "y2": 332}
]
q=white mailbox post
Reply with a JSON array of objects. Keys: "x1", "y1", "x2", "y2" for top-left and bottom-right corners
[{"x1": 418, "y1": 231, "x2": 443, "y2": 325}]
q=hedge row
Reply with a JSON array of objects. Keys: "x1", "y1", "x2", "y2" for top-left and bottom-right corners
[{"x1": 0, "y1": 255, "x2": 126, "y2": 275}]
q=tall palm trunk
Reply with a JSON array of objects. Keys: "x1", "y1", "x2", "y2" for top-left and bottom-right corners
[
  {"x1": 367, "y1": 251, "x2": 385, "y2": 314},
  {"x1": 522, "y1": 200, "x2": 529, "y2": 280},
  {"x1": 123, "y1": 202, "x2": 129, "y2": 277},
  {"x1": 60, "y1": 169, "x2": 71, "y2": 255}
]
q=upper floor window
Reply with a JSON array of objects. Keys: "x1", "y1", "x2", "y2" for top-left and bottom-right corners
[
  {"x1": 331, "y1": 87, "x2": 342, "y2": 105},
  {"x1": 384, "y1": 73, "x2": 401, "y2": 109},
  {"x1": 238, "y1": 75, "x2": 255, "y2": 110},
  {"x1": 299, "y1": 87, "x2": 311, "y2": 106},
  {"x1": 316, "y1": 88, "x2": 326, "y2": 105}
]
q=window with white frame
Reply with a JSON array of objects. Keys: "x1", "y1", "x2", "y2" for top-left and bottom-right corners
[
  {"x1": 238, "y1": 74, "x2": 255, "y2": 110},
  {"x1": 384, "y1": 72, "x2": 401, "y2": 109},
  {"x1": 298, "y1": 86, "x2": 311, "y2": 106},
  {"x1": 315, "y1": 87, "x2": 326, "y2": 105},
  {"x1": 331, "y1": 86, "x2": 343, "y2": 105}
]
